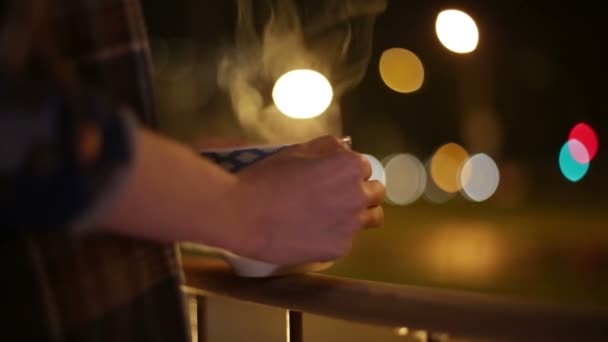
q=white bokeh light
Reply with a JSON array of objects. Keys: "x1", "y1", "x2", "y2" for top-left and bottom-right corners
[
  {"x1": 435, "y1": 9, "x2": 479, "y2": 54},
  {"x1": 460, "y1": 154, "x2": 500, "y2": 202},
  {"x1": 272, "y1": 69, "x2": 333, "y2": 119},
  {"x1": 383, "y1": 154, "x2": 426, "y2": 205},
  {"x1": 363, "y1": 154, "x2": 386, "y2": 185}
]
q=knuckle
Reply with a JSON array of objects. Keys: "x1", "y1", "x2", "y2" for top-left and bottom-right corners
[
  {"x1": 359, "y1": 153, "x2": 371, "y2": 168},
  {"x1": 326, "y1": 135, "x2": 343, "y2": 147},
  {"x1": 340, "y1": 152, "x2": 368, "y2": 177},
  {"x1": 317, "y1": 135, "x2": 344, "y2": 149},
  {"x1": 354, "y1": 153, "x2": 372, "y2": 179},
  {"x1": 301, "y1": 136, "x2": 347, "y2": 156}
]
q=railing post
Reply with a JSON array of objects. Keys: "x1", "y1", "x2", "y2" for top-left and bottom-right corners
[
  {"x1": 287, "y1": 310, "x2": 303, "y2": 342},
  {"x1": 196, "y1": 296, "x2": 207, "y2": 342}
]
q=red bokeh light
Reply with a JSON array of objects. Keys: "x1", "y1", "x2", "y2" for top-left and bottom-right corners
[{"x1": 568, "y1": 123, "x2": 598, "y2": 163}]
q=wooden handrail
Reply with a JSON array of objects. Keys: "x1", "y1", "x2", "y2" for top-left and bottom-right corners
[{"x1": 182, "y1": 256, "x2": 608, "y2": 341}]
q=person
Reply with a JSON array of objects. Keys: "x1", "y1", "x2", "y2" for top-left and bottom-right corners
[{"x1": 0, "y1": 0, "x2": 385, "y2": 340}]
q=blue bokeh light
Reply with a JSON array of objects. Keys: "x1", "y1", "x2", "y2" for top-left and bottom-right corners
[{"x1": 559, "y1": 140, "x2": 590, "y2": 182}]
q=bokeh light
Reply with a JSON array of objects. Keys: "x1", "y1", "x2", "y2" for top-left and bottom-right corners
[
  {"x1": 460, "y1": 154, "x2": 500, "y2": 202},
  {"x1": 363, "y1": 154, "x2": 386, "y2": 185},
  {"x1": 423, "y1": 158, "x2": 454, "y2": 204},
  {"x1": 383, "y1": 154, "x2": 427, "y2": 205},
  {"x1": 423, "y1": 178, "x2": 455, "y2": 204},
  {"x1": 566, "y1": 138, "x2": 591, "y2": 166},
  {"x1": 272, "y1": 69, "x2": 333, "y2": 119},
  {"x1": 419, "y1": 223, "x2": 504, "y2": 282},
  {"x1": 394, "y1": 327, "x2": 409, "y2": 337},
  {"x1": 430, "y1": 143, "x2": 469, "y2": 193},
  {"x1": 559, "y1": 140, "x2": 590, "y2": 182},
  {"x1": 378, "y1": 48, "x2": 425, "y2": 93},
  {"x1": 569, "y1": 122, "x2": 598, "y2": 163},
  {"x1": 435, "y1": 9, "x2": 479, "y2": 54}
]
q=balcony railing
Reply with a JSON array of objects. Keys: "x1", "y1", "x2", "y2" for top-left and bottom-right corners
[{"x1": 181, "y1": 254, "x2": 608, "y2": 342}]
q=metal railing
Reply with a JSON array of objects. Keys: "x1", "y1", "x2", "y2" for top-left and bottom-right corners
[{"x1": 181, "y1": 255, "x2": 608, "y2": 342}]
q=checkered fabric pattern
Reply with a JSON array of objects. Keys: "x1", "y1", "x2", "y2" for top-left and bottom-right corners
[{"x1": 1, "y1": 1, "x2": 189, "y2": 341}]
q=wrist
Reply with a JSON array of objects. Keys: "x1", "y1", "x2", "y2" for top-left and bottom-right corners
[{"x1": 214, "y1": 175, "x2": 270, "y2": 259}]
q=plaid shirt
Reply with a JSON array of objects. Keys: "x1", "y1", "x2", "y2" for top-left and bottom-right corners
[{"x1": 1, "y1": 1, "x2": 189, "y2": 341}]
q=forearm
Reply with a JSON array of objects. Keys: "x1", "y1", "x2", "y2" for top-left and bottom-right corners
[
  {"x1": 98, "y1": 128, "x2": 254, "y2": 252},
  {"x1": 0, "y1": 68, "x2": 257, "y2": 250}
]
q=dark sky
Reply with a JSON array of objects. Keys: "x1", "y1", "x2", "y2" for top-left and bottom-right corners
[
  {"x1": 342, "y1": 1, "x2": 608, "y2": 203},
  {"x1": 142, "y1": 1, "x2": 607, "y2": 204},
  {"x1": 143, "y1": 1, "x2": 607, "y2": 152},
  {"x1": 346, "y1": 1, "x2": 607, "y2": 159}
]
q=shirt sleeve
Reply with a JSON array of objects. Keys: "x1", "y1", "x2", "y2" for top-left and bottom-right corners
[{"x1": 0, "y1": 70, "x2": 138, "y2": 232}]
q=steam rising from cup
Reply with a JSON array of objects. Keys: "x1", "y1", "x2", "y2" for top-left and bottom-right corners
[{"x1": 218, "y1": 0, "x2": 387, "y2": 143}]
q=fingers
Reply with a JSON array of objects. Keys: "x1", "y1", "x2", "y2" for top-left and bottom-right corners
[
  {"x1": 359, "y1": 154, "x2": 373, "y2": 180},
  {"x1": 358, "y1": 180, "x2": 385, "y2": 229},
  {"x1": 360, "y1": 205, "x2": 384, "y2": 228},
  {"x1": 293, "y1": 135, "x2": 347, "y2": 155},
  {"x1": 292, "y1": 136, "x2": 373, "y2": 181},
  {"x1": 362, "y1": 180, "x2": 386, "y2": 207},
  {"x1": 329, "y1": 149, "x2": 372, "y2": 180}
]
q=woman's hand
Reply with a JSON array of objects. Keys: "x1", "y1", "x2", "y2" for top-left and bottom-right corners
[{"x1": 230, "y1": 136, "x2": 386, "y2": 264}]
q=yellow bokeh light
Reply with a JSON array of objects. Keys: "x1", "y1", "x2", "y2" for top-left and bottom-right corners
[
  {"x1": 394, "y1": 327, "x2": 409, "y2": 336},
  {"x1": 421, "y1": 223, "x2": 504, "y2": 282},
  {"x1": 272, "y1": 69, "x2": 333, "y2": 119},
  {"x1": 379, "y1": 48, "x2": 425, "y2": 93},
  {"x1": 435, "y1": 9, "x2": 479, "y2": 54},
  {"x1": 430, "y1": 143, "x2": 469, "y2": 193}
]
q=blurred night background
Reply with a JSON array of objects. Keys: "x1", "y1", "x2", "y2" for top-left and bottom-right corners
[{"x1": 142, "y1": 1, "x2": 607, "y2": 339}]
